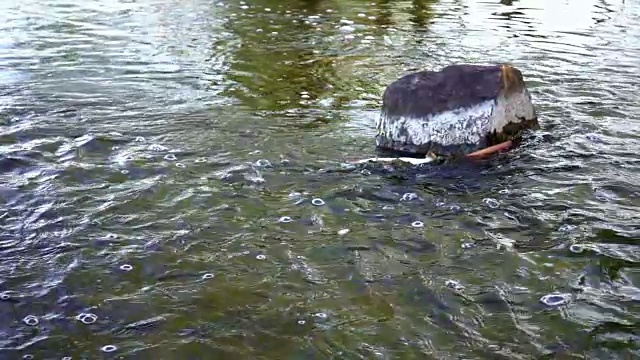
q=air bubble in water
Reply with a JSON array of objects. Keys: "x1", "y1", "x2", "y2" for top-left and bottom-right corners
[
  {"x1": 314, "y1": 312, "x2": 328, "y2": 319},
  {"x1": 311, "y1": 198, "x2": 325, "y2": 206},
  {"x1": 202, "y1": 273, "x2": 214, "y2": 279},
  {"x1": 338, "y1": 229, "x2": 350, "y2": 236},
  {"x1": 569, "y1": 244, "x2": 584, "y2": 253},
  {"x1": 101, "y1": 345, "x2": 117, "y2": 353},
  {"x1": 76, "y1": 313, "x2": 98, "y2": 325},
  {"x1": 278, "y1": 216, "x2": 293, "y2": 223},
  {"x1": 23, "y1": 315, "x2": 38, "y2": 326},
  {"x1": 164, "y1": 154, "x2": 177, "y2": 161},
  {"x1": 120, "y1": 169, "x2": 129, "y2": 174},
  {"x1": 255, "y1": 159, "x2": 272, "y2": 167},
  {"x1": 482, "y1": 198, "x2": 499, "y2": 208},
  {"x1": 297, "y1": 319, "x2": 306, "y2": 325},
  {"x1": 540, "y1": 293, "x2": 571, "y2": 307},
  {"x1": 176, "y1": 163, "x2": 186, "y2": 168},
  {"x1": 135, "y1": 136, "x2": 145, "y2": 142},
  {"x1": 0, "y1": 292, "x2": 10, "y2": 301},
  {"x1": 119, "y1": 264, "x2": 133, "y2": 272},
  {"x1": 400, "y1": 192, "x2": 417, "y2": 201},
  {"x1": 411, "y1": 221, "x2": 424, "y2": 228},
  {"x1": 288, "y1": 192, "x2": 302, "y2": 199},
  {"x1": 149, "y1": 144, "x2": 168, "y2": 151},
  {"x1": 256, "y1": 254, "x2": 266, "y2": 260}
]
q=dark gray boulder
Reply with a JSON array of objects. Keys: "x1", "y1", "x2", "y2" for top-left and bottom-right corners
[{"x1": 375, "y1": 64, "x2": 539, "y2": 157}]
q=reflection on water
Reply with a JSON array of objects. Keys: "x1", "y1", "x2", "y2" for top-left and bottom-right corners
[{"x1": 1, "y1": 0, "x2": 639, "y2": 358}]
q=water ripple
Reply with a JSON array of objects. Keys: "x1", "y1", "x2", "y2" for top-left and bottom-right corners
[{"x1": 0, "y1": 0, "x2": 639, "y2": 358}]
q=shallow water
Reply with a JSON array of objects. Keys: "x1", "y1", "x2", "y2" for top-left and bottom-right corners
[{"x1": 1, "y1": 0, "x2": 639, "y2": 358}]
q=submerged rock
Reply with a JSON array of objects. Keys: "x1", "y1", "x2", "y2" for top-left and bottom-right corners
[{"x1": 375, "y1": 64, "x2": 539, "y2": 157}]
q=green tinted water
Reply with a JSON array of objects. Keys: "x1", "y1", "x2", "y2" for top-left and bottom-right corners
[{"x1": 1, "y1": 0, "x2": 639, "y2": 358}]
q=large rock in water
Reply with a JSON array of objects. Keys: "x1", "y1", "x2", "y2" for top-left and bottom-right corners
[{"x1": 375, "y1": 64, "x2": 539, "y2": 157}]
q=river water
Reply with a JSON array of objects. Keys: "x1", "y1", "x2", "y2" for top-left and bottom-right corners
[{"x1": 1, "y1": 0, "x2": 638, "y2": 358}]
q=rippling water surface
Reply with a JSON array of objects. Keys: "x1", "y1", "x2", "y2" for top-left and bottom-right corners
[{"x1": 1, "y1": 0, "x2": 639, "y2": 358}]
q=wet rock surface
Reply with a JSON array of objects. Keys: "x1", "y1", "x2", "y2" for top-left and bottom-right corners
[{"x1": 376, "y1": 64, "x2": 539, "y2": 156}]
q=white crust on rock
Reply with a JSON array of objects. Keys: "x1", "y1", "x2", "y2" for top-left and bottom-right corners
[{"x1": 375, "y1": 88, "x2": 536, "y2": 150}]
